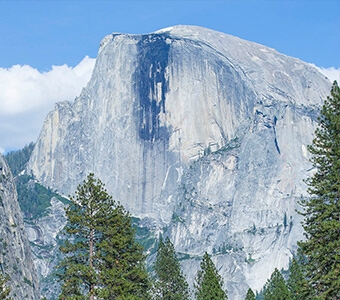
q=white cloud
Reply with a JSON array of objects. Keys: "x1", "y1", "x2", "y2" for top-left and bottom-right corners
[
  {"x1": 315, "y1": 66, "x2": 340, "y2": 83},
  {"x1": 0, "y1": 56, "x2": 96, "y2": 153}
]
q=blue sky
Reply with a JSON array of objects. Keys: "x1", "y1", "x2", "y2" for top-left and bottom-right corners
[
  {"x1": 1, "y1": 0, "x2": 339, "y2": 69},
  {"x1": 0, "y1": 0, "x2": 339, "y2": 152}
]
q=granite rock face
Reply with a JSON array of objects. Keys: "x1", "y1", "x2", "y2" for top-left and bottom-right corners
[
  {"x1": 27, "y1": 26, "x2": 331, "y2": 298},
  {"x1": 0, "y1": 155, "x2": 40, "y2": 299},
  {"x1": 25, "y1": 197, "x2": 67, "y2": 298}
]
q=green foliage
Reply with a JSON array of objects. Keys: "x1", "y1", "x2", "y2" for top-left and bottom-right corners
[
  {"x1": 286, "y1": 258, "x2": 313, "y2": 300},
  {"x1": 245, "y1": 288, "x2": 256, "y2": 300},
  {"x1": 214, "y1": 242, "x2": 244, "y2": 255},
  {"x1": 0, "y1": 273, "x2": 12, "y2": 300},
  {"x1": 4, "y1": 142, "x2": 34, "y2": 177},
  {"x1": 171, "y1": 213, "x2": 185, "y2": 223},
  {"x1": 255, "y1": 290, "x2": 264, "y2": 300},
  {"x1": 245, "y1": 253, "x2": 256, "y2": 264},
  {"x1": 56, "y1": 173, "x2": 150, "y2": 300},
  {"x1": 96, "y1": 205, "x2": 150, "y2": 299},
  {"x1": 23, "y1": 276, "x2": 32, "y2": 286},
  {"x1": 15, "y1": 174, "x2": 68, "y2": 220},
  {"x1": 153, "y1": 237, "x2": 190, "y2": 300},
  {"x1": 298, "y1": 81, "x2": 340, "y2": 299},
  {"x1": 263, "y1": 268, "x2": 290, "y2": 300},
  {"x1": 195, "y1": 252, "x2": 228, "y2": 300},
  {"x1": 132, "y1": 217, "x2": 157, "y2": 255},
  {"x1": 5, "y1": 142, "x2": 69, "y2": 220}
]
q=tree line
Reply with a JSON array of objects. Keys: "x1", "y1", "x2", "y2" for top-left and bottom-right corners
[
  {"x1": 55, "y1": 173, "x2": 227, "y2": 300},
  {"x1": 5, "y1": 142, "x2": 34, "y2": 177},
  {"x1": 1, "y1": 81, "x2": 339, "y2": 299}
]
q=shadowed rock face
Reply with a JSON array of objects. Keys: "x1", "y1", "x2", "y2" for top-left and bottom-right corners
[
  {"x1": 27, "y1": 26, "x2": 331, "y2": 298},
  {"x1": 0, "y1": 155, "x2": 40, "y2": 300}
]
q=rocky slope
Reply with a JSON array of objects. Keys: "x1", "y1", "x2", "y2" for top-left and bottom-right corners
[
  {"x1": 0, "y1": 155, "x2": 40, "y2": 299},
  {"x1": 27, "y1": 25, "x2": 331, "y2": 298}
]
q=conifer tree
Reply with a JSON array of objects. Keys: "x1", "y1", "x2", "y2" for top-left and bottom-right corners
[
  {"x1": 0, "y1": 273, "x2": 11, "y2": 300},
  {"x1": 56, "y1": 173, "x2": 150, "y2": 300},
  {"x1": 245, "y1": 288, "x2": 256, "y2": 300},
  {"x1": 96, "y1": 204, "x2": 150, "y2": 299},
  {"x1": 286, "y1": 258, "x2": 313, "y2": 300},
  {"x1": 263, "y1": 268, "x2": 290, "y2": 300},
  {"x1": 194, "y1": 252, "x2": 227, "y2": 300},
  {"x1": 298, "y1": 81, "x2": 340, "y2": 299},
  {"x1": 153, "y1": 237, "x2": 189, "y2": 300}
]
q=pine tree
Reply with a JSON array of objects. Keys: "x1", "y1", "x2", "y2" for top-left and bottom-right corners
[
  {"x1": 194, "y1": 252, "x2": 227, "y2": 300},
  {"x1": 153, "y1": 237, "x2": 189, "y2": 300},
  {"x1": 263, "y1": 268, "x2": 290, "y2": 300},
  {"x1": 286, "y1": 258, "x2": 313, "y2": 300},
  {"x1": 56, "y1": 173, "x2": 150, "y2": 300},
  {"x1": 298, "y1": 81, "x2": 340, "y2": 299},
  {"x1": 0, "y1": 273, "x2": 12, "y2": 300},
  {"x1": 96, "y1": 204, "x2": 150, "y2": 299},
  {"x1": 245, "y1": 288, "x2": 256, "y2": 300}
]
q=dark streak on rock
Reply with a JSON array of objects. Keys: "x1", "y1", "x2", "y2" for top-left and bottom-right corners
[{"x1": 135, "y1": 34, "x2": 171, "y2": 142}]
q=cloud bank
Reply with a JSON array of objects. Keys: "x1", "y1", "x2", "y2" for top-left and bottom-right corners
[
  {"x1": 0, "y1": 56, "x2": 95, "y2": 153},
  {"x1": 316, "y1": 66, "x2": 340, "y2": 83}
]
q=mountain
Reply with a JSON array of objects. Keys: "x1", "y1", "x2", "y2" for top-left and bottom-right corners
[
  {"x1": 0, "y1": 154, "x2": 40, "y2": 299},
  {"x1": 27, "y1": 25, "x2": 331, "y2": 298}
]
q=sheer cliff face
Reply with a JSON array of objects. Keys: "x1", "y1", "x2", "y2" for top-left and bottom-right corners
[
  {"x1": 0, "y1": 155, "x2": 40, "y2": 300},
  {"x1": 28, "y1": 26, "x2": 331, "y2": 296}
]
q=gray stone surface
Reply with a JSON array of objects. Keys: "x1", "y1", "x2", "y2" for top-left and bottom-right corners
[
  {"x1": 27, "y1": 25, "x2": 331, "y2": 298},
  {"x1": 0, "y1": 155, "x2": 40, "y2": 299},
  {"x1": 25, "y1": 197, "x2": 67, "y2": 298}
]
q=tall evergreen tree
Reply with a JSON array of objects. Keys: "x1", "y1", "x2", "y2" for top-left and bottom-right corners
[
  {"x1": 194, "y1": 252, "x2": 227, "y2": 300},
  {"x1": 96, "y1": 204, "x2": 150, "y2": 299},
  {"x1": 56, "y1": 173, "x2": 150, "y2": 300},
  {"x1": 0, "y1": 273, "x2": 11, "y2": 300},
  {"x1": 286, "y1": 258, "x2": 313, "y2": 300},
  {"x1": 244, "y1": 288, "x2": 256, "y2": 300},
  {"x1": 263, "y1": 268, "x2": 290, "y2": 300},
  {"x1": 298, "y1": 81, "x2": 340, "y2": 299},
  {"x1": 153, "y1": 237, "x2": 189, "y2": 300}
]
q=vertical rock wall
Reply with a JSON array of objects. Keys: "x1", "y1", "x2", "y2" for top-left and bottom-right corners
[
  {"x1": 0, "y1": 155, "x2": 40, "y2": 299},
  {"x1": 27, "y1": 26, "x2": 332, "y2": 298}
]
